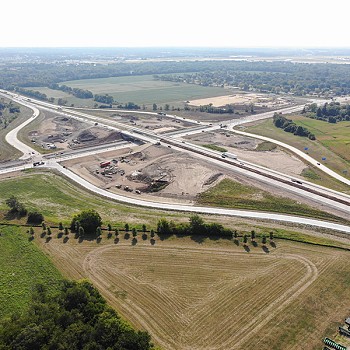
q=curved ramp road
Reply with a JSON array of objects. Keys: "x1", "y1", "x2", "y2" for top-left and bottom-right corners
[
  {"x1": 231, "y1": 128, "x2": 350, "y2": 186},
  {"x1": 50, "y1": 162, "x2": 350, "y2": 233},
  {"x1": 2, "y1": 91, "x2": 350, "y2": 234},
  {"x1": 4, "y1": 103, "x2": 41, "y2": 160}
]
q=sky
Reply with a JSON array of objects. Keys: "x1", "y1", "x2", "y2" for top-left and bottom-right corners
[{"x1": 2, "y1": 0, "x2": 349, "y2": 48}]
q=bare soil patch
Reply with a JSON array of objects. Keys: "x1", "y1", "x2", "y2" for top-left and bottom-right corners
[
  {"x1": 24, "y1": 112, "x2": 124, "y2": 152},
  {"x1": 61, "y1": 142, "x2": 345, "y2": 217},
  {"x1": 185, "y1": 130, "x2": 307, "y2": 176},
  {"x1": 189, "y1": 93, "x2": 293, "y2": 109}
]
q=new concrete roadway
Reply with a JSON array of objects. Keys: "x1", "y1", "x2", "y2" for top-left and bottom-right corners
[{"x1": 1, "y1": 91, "x2": 349, "y2": 234}]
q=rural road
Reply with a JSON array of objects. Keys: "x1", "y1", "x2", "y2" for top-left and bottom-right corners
[{"x1": 2, "y1": 90, "x2": 350, "y2": 234}]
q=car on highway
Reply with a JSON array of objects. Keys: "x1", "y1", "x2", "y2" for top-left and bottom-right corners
[{"x1": 33, "y1": 161, "x2": 44, "y2": 166}]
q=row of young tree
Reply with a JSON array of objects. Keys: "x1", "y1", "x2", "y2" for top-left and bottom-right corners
[
  {"x1": 21, "y1": 208, "x2": 274, "y2": 244},
  {"x1": 273, "y1": 113, "x2": 316, "y2": 140},
  {"x1": 302, "y1": 101, "x2": 350, "y2": 123},
  {"x1": 0, "y1": 280, "x2": 154, "y2": 350}
]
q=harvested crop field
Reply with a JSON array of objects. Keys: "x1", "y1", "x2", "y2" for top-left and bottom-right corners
[{"x1": 36, "y1": 233, "x2": 350, "y2": 350}]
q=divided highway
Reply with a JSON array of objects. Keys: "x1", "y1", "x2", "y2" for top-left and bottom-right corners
[{"x1": 1, "y1": 90, "x2": 349, "y2": 234}]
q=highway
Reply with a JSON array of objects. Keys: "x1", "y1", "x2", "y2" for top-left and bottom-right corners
[
  {"x1": 1, "y1": 90, "x2": 349, "y2": 234},
  {"x1": 230, "y1": 128, "x2": 350, "y2": 187}
]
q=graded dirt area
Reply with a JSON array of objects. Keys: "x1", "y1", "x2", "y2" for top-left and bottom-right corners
[
  {"x1": 189, "y1": 93, "x2": 293, "y2": 109},
  {"x1": 79, "y1": 109, "x2": 195, "y2": 133},
  {"x1": 36, "y1": 232, "x2": 350, "y2": 350},
  {"x1": 24, "y1": 111, "x2": 124, "y2": 152},
  {"x1": 61, "y1": 142, "x2": 314, "y2": 208},
  {"x1": 62, "y1": 144, "x2": 225, "y2": 203},
  {"x1": 185, "y1": 130, "x2": 307, "y2": 176}
]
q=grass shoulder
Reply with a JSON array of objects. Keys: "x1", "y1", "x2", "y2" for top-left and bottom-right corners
[
  {"x1": 202, "y1": 144, "x2": 228, "y2": 152},
  {"x1": 197, "y1": 178, "x2": 349, "y2": 224}
]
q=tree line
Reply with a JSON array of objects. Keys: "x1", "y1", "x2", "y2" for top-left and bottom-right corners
[
  {"x1": 154, "y1": 61, "x2": 350, "y2": 97},
  {"x1": 48, "y1": 83, "x2": 93, "y2": 99},
  {"x1": 1, "y1": 59, "x2": 350, "y2": 98},
  {"x1": 302, "y1": 101, "x2": 350, "y2": 123},
  {"x1": 8, "y1": 204, "x2": 273, "y2": 244},
  {"x1": 273, "y1": 113, "x2": 316, "y2": 140}
]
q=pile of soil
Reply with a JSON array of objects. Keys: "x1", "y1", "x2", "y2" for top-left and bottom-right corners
[{"x1": 78, "y1": 130, "x2": 97, "y2": 142}]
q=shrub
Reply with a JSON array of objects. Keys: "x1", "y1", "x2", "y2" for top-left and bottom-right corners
[
  {"x1": 27, "y1": 211, "x2": 44, "y2": 225},
  {"x1": 70, "y1": 210, "x2": 102, "y2": 236}
]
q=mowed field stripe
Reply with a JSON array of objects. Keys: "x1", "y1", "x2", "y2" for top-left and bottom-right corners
[
  {"x1": 81, "y1": 244, "x2": 318, "y2": 350},
  {"x1": 185, "y1": 259, "x2": 307, "y2": 348}
]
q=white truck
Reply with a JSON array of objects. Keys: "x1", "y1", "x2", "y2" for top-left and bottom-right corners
[{"x1": 222, "y1": 152, "x2": 237, "y2": 160}]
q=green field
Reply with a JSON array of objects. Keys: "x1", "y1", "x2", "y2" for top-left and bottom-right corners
[
  {"x1": 244, "y1": 116, "x2": 350, "y2": 192},
  {"x1": 0, "y1": 172, "x2": 188, "y2": 228},
  {"x1": 292, "y1": 115, "x2": 350, "y2": 163},
  {"x1": 0, "y1": 225, "x2": 62, "y2": 318},
  {"x1": 197, "y1": 178, "x2": 348, "y2": 223},
  {"x1": 31, "y1": 75, "x2": 228, "y2": 108}
]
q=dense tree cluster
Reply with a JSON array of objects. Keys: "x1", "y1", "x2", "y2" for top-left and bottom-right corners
[
  {"x1": 49, "y1": 83, "x2": 93, "y2": 99},
  {"x1": 0, "y1": 280, "x2": 153, "y2": 350},
  {"x1": 94, "y1": 94, "x2": 114, "y2": 105},
  {"x1": 116, "y1": 102, "x2": 141, "y2": 110},
  {"x1": 198, "y1": 104, "x2": 235, "y2": 114},
  {"x1": 157, "y1": 215, "x2": 234, "y2": 238},
  {"x1": 0, "y1": 101, "x2": 20, "y2": 129},
  {"x1": 302, "y1": 101, "x2": 350, "y2": 123},
  {"x1": 70, "y1": 209, "x2": 103, "y2": 236},
  {"x1": 154, "y1": 61, "x2": 350, "y2": 96},
  {"x1": 273, "y1": 113, "x2": 316, "y2": 140},
  {"x1": 27, "y1": 211, "x2": 44, "y2": 224},
  {"x1": 13, "y1": 87, "x2": 48, "y2": 101}
]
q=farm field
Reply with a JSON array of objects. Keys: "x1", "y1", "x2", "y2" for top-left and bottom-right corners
[
  {"x1": 32, "y1": 75, "x2": 228, "y2": 108},
  {"x1": 243, "y1": 116, "x2": 350, "y2": 192},
  {"x1": 34, "y1": 229, "x2": 350, "y2": 350},
  {"x1": 0, "y1": 225, "x2": 62, "y2": 318}
]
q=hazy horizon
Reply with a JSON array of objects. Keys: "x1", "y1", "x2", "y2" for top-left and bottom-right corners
[{"x1": 2, "y1": 0, "x2": 349, "y2": 49}]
